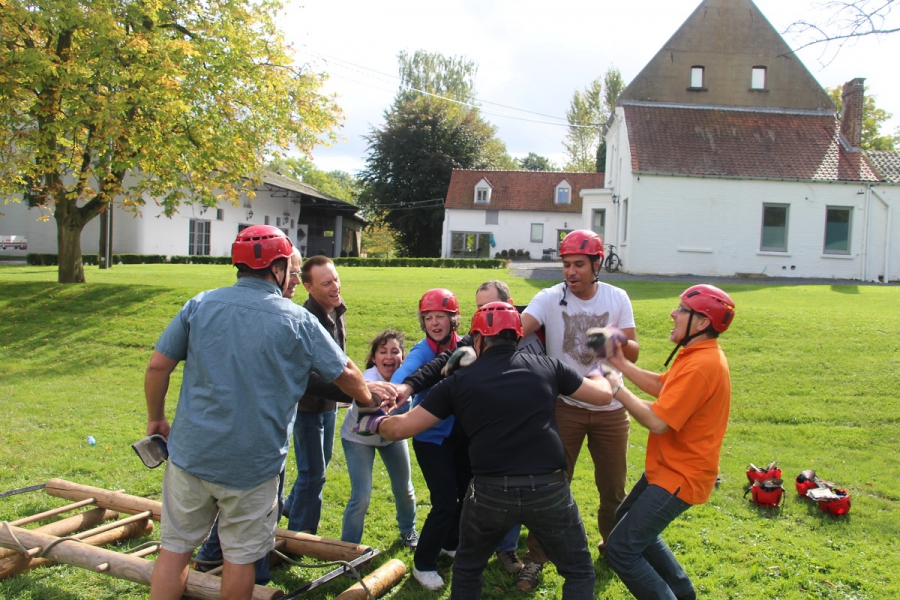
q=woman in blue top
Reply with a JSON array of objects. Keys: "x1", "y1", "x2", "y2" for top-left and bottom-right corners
[{"x1": 391, "y1": 288, "x2": 470, "y2": 591}]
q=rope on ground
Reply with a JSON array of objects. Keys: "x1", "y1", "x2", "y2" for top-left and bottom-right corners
[{"x1": 1, "y1": 520, "x2": 88, "y2": 558}]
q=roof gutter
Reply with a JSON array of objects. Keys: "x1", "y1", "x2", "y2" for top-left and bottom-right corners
[{"x1": 632, "y1": 171, "x2": 891, "y2": 185}]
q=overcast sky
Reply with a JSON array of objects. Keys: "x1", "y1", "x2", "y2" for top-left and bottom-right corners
[{"x1": 280, "y1": 0, "x2": 900, "y2": 174}]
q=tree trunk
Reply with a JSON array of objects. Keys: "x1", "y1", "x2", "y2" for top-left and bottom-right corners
[{"x1": 56, "y1": 206, "x2": 87, "y2": 284}]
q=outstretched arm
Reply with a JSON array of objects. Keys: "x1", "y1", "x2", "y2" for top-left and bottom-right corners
[{"x1": 376, "y1": 406, "x2": 442, "y2": 441}]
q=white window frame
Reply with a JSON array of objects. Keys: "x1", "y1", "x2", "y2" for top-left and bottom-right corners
[
  {"x1": 690, "y1": 66, "x2": 705, "y2": 89},
  {"x1": 555, "y1": 181, "x2": 572, "y2": 205},
  {"x1": 189, "y1": 219, "x2": 211, "y2": 256},
  {"x1": 450, "y1": 231, "x2": 492, "y2": 258},
  {"x1": 751, "y1": 66, "x2": 767, "y2": 90},
  {"x1": 760, "y1": 203, "x2": 789, "y2": 252},
  {"x1": 592, "y1": 209, "x2": 606, "y2": 240},
  {"x1": 531, "y1": 223, "x2": 544, "y2": 243},
  {"x1": 823, "y1": 206, "x2": 852, "y2": 255}
]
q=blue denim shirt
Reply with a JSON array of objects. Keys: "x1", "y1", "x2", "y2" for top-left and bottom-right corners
[{"x1": 155, "y1": 276, "x2": 347, "y2": 489}]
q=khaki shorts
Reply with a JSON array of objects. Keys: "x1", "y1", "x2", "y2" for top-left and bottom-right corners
[{"x1": 160, "y1": 462, "x2": 280, "y2": 564}]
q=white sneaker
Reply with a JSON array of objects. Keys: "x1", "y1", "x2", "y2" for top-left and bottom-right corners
[
  {"x1": 440, "y1": 548, "x2": 457, "y2": 559},
  {"x1": 413, "y1": 567, "x2": 444, "y2": 590}
]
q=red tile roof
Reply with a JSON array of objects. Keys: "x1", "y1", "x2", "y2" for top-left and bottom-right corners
[
  {"x1": 623, "y1": 103, "x2": 880, "y2": 182},
  {"x1": 865, "y1": 150, "x2": 900, "y2": 184},
  {"x1": 444, "y1": 170, "x2": 604, "y2": 212}
]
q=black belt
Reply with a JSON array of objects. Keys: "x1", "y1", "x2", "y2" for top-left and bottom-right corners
[{"x1": 473, "y1": 471, "x2": 566, "y2": 487}]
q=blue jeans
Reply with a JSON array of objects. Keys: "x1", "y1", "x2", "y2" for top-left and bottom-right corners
[
  {"x1": 340, "y1": 437, "x2": 416, "y2": 544},
  {"x1": 498, "y1": 523, "x2": 522, "y2": 553},
  {"x1": 284, "y1": 408, "x2": 336, "y2": 533},
  {"x1": 451, "y1": 478, "x2": 595, "y2": 599},
  {"x1": 194, "y1": 470, "x2": 285, "y2": 585},
  {"x1": 605, "y1": 473, "x2": 695, "y2": 600}
]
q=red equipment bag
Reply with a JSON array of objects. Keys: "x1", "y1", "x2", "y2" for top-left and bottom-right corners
[
  {"x1": 745, "y1": 478, "x2": 785, "y2": 507},
  {"x1": 795, "y1": 469, "x2": 820, "y2": 496},
  {"x1": 746, "y1": 461, "x2": 782, "y2": 484},
  {"x1": 807, "y1": 487, "x2": 852, "y2": 516}
]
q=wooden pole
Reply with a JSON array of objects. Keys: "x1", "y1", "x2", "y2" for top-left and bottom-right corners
[
  {"x1": 10, "y1": 498, "x2": 97, "y2": 526},
  {"x1": 45, "y1": 479, "x2": 162, "y2": 521},
  {"x1": 333, "y1": 559, "x2": 407, "y2": 600},
  {"x1": 0, "y1": 525, "x2": 282, "y2": 599},
  {"x1": 45, "y1": 480, "x2": 372, "y2": 561},
  {"x1": 0, "y1": 518, "x2": 152, "y2": 580},
  {"x1": 274, "y1": 528, "x2": 371, "y2": 561},
  {"x1": 0, "y1": 507, "x2": 118, "y2": 561}
]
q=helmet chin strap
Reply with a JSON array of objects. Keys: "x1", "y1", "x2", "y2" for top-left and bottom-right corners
[
  {"x1": 271, "y1": 264, "x2": 287, "y2": 295},
  {"x1": 427, "y1": 326, "x2": 454, "y2": 348},
  {"x1": 664, "y1": 312, "x2": 710, "y2": 367},
  {"x1": 560, "y1": 256, "x2": 602, "y2": 306}
]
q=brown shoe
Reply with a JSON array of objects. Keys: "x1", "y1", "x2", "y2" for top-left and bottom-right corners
[
  {"x1": 496, "y1": 550, "x2": 524, "y2": 574},
  {"x1": 515, "y1": 562, "x2": 542, "y2": 591}
]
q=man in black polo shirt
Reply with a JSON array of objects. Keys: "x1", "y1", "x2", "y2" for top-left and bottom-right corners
[{"x1": 360, "y1": 302, "x2": 615, "y2": 599}]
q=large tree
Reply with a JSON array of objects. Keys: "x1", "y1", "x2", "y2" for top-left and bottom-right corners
[
  {"x1": 359, "y1": 50, "x2": 511, "y2": 257},
  {"x1": 563, "y1": 66, "x2": 625, "y2": 173},
  {"x1": 518, "y1": 152, "x2": 558, "y2": 171},
  {"x1": 826, "y1": 85, "x2": 899, "y2": 150},
  {"x1": 0, "y1": 0, "x2": 340, "y2": 282}
]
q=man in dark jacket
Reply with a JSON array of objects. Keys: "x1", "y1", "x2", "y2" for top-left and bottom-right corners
[{"x1": 283, "y1": 256, "x2": 396, "y2": 533}]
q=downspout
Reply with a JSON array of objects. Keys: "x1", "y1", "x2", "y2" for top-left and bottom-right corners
[
  {"x1": 870, "y1": 185, "x2": 891, "y2": 283},
  {"x1": 861, "y1": 186, "x2": 871, "y2": 281}
]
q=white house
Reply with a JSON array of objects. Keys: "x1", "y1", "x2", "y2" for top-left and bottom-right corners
[
  {"x1": 441, "y1": 170, "x2": 605, "y2": 259},
  {"x1": 601, "y1": 0, "x2": 900, "y2": 281},
  {"x1": 0, "y1": 170, "x2": 365, "y2": 259}
]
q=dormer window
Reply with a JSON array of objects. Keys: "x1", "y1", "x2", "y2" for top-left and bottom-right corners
[
  {"x1": 555, "y1": 180, "x2": 572, "y2": 205},
  {"x1": 751, "y1": 66, "x2": 767, "y2": 90},
  {"x1": 473, "y1": 178, "x2": 492, "y2": 204},
  {"x1": 690, "y1": 66, "x2": 705, "y2": 90}
]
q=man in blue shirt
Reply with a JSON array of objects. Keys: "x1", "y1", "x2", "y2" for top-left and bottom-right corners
[{"x1": 144, "y1": 226, "x2": 378, "y2": 600}]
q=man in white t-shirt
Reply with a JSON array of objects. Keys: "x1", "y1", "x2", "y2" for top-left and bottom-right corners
[{"x1": 516, "y1": 229, "x2": 640, "y2": 590}]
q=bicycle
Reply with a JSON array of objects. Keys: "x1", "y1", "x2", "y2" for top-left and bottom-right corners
[{"x1": 604, "y1": 244, "x2": 621, "y2": 273}]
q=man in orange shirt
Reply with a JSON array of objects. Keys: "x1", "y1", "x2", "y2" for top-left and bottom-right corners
[{"x1": 602, "y1": 284, "x2": 735, "y2": 600}]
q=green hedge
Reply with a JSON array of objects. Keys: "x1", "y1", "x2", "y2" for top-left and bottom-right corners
[
  {"x1": 25, "y1": 254, "x2": 508, "y2": 269},
  {"x1": 27, "y1": 253, "x2": 169, "y2": 266},
  {"x1": 334, "y1": 257, "x2": 506, "y2": 269},
  {"x1": 169, "y1": 255, "x2": 233, "y2": 264}
]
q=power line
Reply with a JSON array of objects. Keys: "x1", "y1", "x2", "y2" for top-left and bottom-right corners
[{"x1": 299, "y1": 48, "x2": 599, "y2": 129}]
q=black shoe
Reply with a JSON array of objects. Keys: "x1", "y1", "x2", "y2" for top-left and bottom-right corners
[{"x1": 515, "y1": 562, "x2": 542, "y2": 591}]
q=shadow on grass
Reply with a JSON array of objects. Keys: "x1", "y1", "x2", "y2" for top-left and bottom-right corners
[
  {"x1": 0, "y1": 281, "x2": 179, "y2": 383},
  {"x1": 830, "y1": 285, "x2": 860, "y2": 294}
]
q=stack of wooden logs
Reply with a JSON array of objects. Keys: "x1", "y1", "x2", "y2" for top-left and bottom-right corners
[{"x1": 0, "y1": 479, "x2": 406, "y2": 599}]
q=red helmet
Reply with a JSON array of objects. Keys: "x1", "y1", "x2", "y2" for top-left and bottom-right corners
[
  {"x1": 559, "y1": 230, "x2": 604, "y2": 259},
  {"x1": 470, "y1": 302, "x2": 523, "y2": 339},
  {"x1": 232, "y1": 225, "x2": 293, "y2": 269},
  {"x1": 419, "y1": 288, "x2": 459, "y2": 314},
  {"x1": 681, "y1": 285, "x2": 735, "y2": 333}
]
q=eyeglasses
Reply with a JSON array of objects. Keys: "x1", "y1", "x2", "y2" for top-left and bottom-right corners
[
  {"x1": 676, "y1": 306, "x2": 693, "y2": 314},
  {"x1": 289, "y1": 270, "x2": 301, "y2": 278}
]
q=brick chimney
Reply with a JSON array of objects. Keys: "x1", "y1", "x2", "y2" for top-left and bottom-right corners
[{"x1": 840, "y1": 78, "x2": 865, "y2": 150}]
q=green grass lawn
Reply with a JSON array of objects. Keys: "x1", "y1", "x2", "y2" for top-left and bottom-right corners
[{"x1": 1, "y1": 264, "x2": 898, "y2": 599}]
